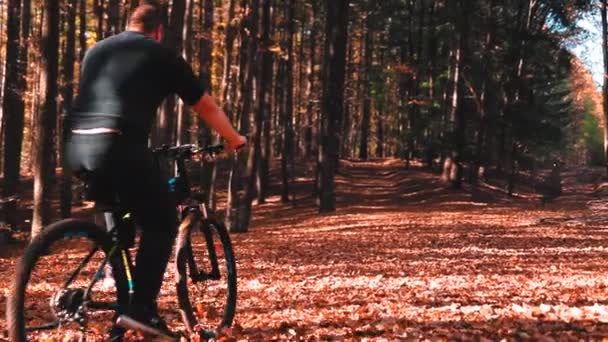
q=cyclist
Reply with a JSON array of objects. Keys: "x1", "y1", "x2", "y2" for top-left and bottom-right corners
[{"x1": 65, "y1": 2, "x2": 246, "y2": 340}]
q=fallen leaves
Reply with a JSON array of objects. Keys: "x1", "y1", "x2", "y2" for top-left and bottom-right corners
[{"x1": 3, "y1": 161, "x2": 608, "y2": 340}]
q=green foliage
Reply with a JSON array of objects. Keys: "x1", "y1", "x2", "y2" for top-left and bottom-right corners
[{"x1": 581, "y1": 98, "x2": 604, "y2": 165}]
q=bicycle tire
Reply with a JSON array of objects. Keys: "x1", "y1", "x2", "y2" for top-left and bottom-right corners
[
  {"x1": 7, "y1": 219, "x2": 126, "y2": 342},
  {"x1": 175, "y1": 213, "x2": 237, "y2": 337}
]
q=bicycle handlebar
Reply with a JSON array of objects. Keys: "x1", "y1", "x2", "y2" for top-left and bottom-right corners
[{"x1": 153, "y1": 144, "x2": 225, "y2": 160}]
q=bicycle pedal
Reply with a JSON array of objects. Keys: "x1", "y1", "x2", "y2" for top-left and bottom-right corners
[{"x1": 116, "y1": 315, "x2": 180, "y2": 341}]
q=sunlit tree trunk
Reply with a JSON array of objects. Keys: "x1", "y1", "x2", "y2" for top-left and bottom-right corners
[{"x1": 32, "y1": 0, "x2": 59, "y2": 237}]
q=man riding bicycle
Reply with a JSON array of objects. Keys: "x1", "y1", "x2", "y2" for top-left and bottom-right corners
[{"x1": 65, "y1": 2, "x2": 246, "y2": 340}]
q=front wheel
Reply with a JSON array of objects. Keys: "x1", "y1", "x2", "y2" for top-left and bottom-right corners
[{"x1": 175, "y1": 213, "x2": 237, "y2": 339}]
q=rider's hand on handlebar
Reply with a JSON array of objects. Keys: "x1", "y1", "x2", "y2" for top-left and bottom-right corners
[{"x1": 226, "y1": 135, "x2": 247, "y2": 153}]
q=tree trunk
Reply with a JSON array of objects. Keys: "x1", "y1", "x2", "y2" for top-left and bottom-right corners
[
  {"x1": 376, "y1": 110, "x2": 384, "y2": 158},
  {"x1": 318, "y1": 0, "x2": 349, "y2": 213},
  {"x1": 32, "y1": 0, "x2": 59, "y2": 237},
  {"x1": 602, "y1": 0, "x2": 608, "y2": 176},
  {"x1": 60, "y1": 0, "x2": 78, "y2": 218},
  {"x1": 107, "y1": 0, "x2": 120, "y2": 35},
  {"x1": 152, "y1": 0, "x2": 186, "y2": 147},
  {"x1": 95, "y1": 0, "x2": 104, "y2": 40},
  {"x1": 240, "y1": 0, "x2": 270, "y2": 227},
  {"x1": 227, "y1": 0, "x2": 258, "y2": 233},
  {"x1": 2, "y1": 0, "x2": 30, "y2": 197},
  {"x1": 359, "y1": 12, "x2": 373, "y2": 161},
  {"x1": 199, "y1": 0, "x2": 217, "y2": 208},
  {"x1": 79, "y1": 0, "x2": 87, "y2": 60},
  {"x1": 176, "y1": 0, "x2": 194, "y2": 146},
  {"x1": 257, "y1": 0, "x2": 274, "y2": 204},
  {"x1": 441, "y1": 0, "x2": 469, "y2": 189},
  {"x1": 304, "y1": 2, "x2": 318, "y2": 158},
  {"x1": 281, "y1": 0, "x2": 295, "y2": 203}
]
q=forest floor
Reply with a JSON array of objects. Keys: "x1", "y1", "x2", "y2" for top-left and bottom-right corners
[{"x1": 3, "y1": 159, "x2": 608, "y2": 340}]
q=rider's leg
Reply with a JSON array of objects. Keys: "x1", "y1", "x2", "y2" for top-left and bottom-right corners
[{"x1": 114, "y1": 144, "x2": 178, "y2": 322}]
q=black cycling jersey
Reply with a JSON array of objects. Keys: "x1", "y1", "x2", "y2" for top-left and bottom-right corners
[{"x1": 70, "y1": 30, "x2": 205, "y2": 138}]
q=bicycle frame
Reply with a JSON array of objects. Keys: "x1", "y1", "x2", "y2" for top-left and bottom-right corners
[{"x1": 27, "y1": 144, "x2": 225, "y2": 335}]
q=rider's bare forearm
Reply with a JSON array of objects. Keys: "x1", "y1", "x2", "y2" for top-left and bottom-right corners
[{"x1": 193, "y1": 93, "x2": 241, "y2": 145}]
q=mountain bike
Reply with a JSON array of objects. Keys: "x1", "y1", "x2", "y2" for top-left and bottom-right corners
[{"x1": 6, "y1": 144, "x2": 237, "y2": 341}]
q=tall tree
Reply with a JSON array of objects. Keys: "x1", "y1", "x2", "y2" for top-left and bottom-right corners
[
  {"x1": 199, "y1": 0, "x2": 217, "y2": 208},
  {"x1": 60, "y1": 0, "x2": 78, "y2": 218},
  {"x1": 79, "y1": 0, "x2": 87, "y2": 60},
  {"x1": 602, "y1": 0, "x2": 608, "y2": 175},
  {"x1": 256, "y1": 0, "x2": 274, "y2": 204},
  {"x1": 281, "y1": 0, "x2": 295, "y2": 202},
  {"x1": 2, "y1": 0, "x2": 30, "y2": 197},
  {"x1": 359, "y1": 6, "x2": 373, "y2": 161},
  {"x1": 440, "y1": 0, "x2": 469, "y2": 188},
  {"x1": 32, "y1": 0, "x2": 60, "y2": 237},
  {"x1": 227, "y1": 0, "x2": 259, "y2": 232},
  {"x1": 318, "y1": 0, "x2": 349, "y2": 212}
]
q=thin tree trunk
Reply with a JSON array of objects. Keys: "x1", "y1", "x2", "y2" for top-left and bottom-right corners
[
  {"x1": 227, "y1": 0, "x2": 258, "y2": 233},
  {"x1": 95, "y1": 0, "x2": 104, "y2": 40},
  {"x1": 359, "y1": 11, "x2": 372, "y2": 161},
  {"x1": 602, "y1": 0, "x2": 608, "y2": 176},
  {"x1": 256, "y1": 0, "x2": 274, "y2": 204},
  {"x1": 32, "y1": 0, "x2": 59, "y2": 237},
  {"x1": 79, "y1": 0, "x2": 87, "y2": 60},
  {"x1": 305, "y1": 2, "x2": 318, "y2": 159},
  {"x1": 199, "y1": 0, "x2": 217, "y2": 208},
  {"x1": 318, "y1": 0, "x2": 349, "y2": 213},
  {"x1": 176, "y1": 0, "x2": 194, "y2": 145},
  {"x1": 281, "y1": 0, "x2": 295, "y2": 202},
  {"x1": 154, "y1": 0, "x2": 187, "y2": 147},
  {"x1": 60, "y1": 0, "x2": 78, "y2": 218},
  {"x1": 107, "y1": 0, "x2": 120, "y2": 35},
  {"x1": 2, "y1": 0, "x2": 30, "y2": 197}
]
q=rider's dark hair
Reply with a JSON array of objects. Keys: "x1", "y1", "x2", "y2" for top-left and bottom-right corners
[{"x1": 129, "y1": 1, "x2": 163, "y2": 33}]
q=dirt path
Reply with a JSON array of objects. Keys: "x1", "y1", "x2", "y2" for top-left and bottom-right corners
[{"x1": 3, "y1": 160, "x2": 608, "y2": 340}]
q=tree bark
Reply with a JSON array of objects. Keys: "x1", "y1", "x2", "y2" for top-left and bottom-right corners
[
  {"x1": 32, "y1": 0, "x2": 59, "y2": 237},
  {"x1": 227, "y1": 0, "x2": 258, "y2": 233},
  {"x1": 359, "y1": 11, "x2": 373, "y2": 161},
  {"x1": 107, "y1": 0, "x2": 120, "y2": 35},
  {"x1": 304, "y1": 2, "x2": 318, "y2": 158},
  {"x1": 152, "y1": 0, "x2": 186, "y2": 147},
  {"x1": 60, "y1": 0, "x2": 78, "y2": 218},
  {"x1": 281, "y1": 0, "x2": 295, "y2": 202},
  {"x1": 95, "y1": 0, "x2": 105, "y2": 40},
  {"x1": 79, "y1": 0, "x2": 87, "y2": 60},
  {"x1": 257, "y1": 0, "x2": 274, "y2": 204},
  {"x1": 199, "y1": 0, "x2": 217, "y2": 208},
  {"x1": 441, "y1": 0, "x2": 469, "y2": 189},
  {"x1": 318, "y1": 0, "x2": 349, "y2": 213},
  {"x1": 2, "y1": 0, "x2": 30, "y2": 197},
  {"x1": 602, "y1": 0, "x2": 608, "y2": 176}
]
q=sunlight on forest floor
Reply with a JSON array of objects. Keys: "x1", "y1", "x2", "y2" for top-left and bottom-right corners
[{"x1": 3, "y1": 160, "x2": 608, "y2": 340}]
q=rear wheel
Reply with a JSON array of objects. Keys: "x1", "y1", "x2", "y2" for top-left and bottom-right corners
[
  {"x1": 175, "y1": 214, "x2": 237, "y2": 339},
  {"x1": 7, "y1": 219, "x2": 126, "y2": 342}
]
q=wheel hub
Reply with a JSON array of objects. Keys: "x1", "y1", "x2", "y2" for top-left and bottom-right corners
[{"x1": 51, "y1": 288, "x2": 85, "y2": 321}]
